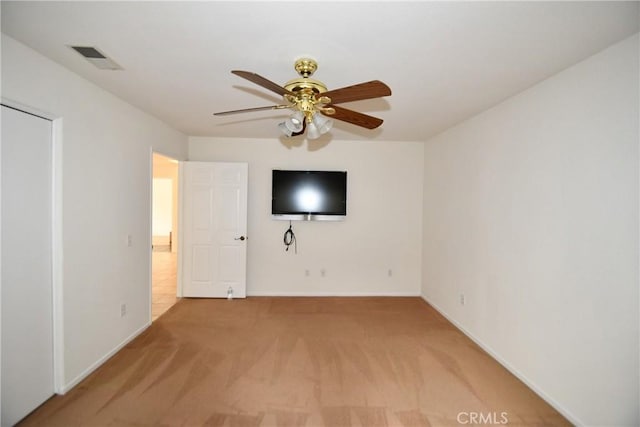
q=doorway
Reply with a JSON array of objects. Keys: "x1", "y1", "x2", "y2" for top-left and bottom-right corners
[{"x1": 151, "y1": 152, "x2": 179, "y2": 320}]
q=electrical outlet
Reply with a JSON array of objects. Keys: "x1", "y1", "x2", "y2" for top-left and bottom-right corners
[
  {"x1": 320, "y1": 269, "x2": 326, "y2": 277},
  {"x1": 126, "y1": 234, "x2": 132, "y2": 247},
  {"x1": 388, "y1": 269, "x2": 393, "y2": 277},
  {"x1": 305, "y1": 269, "x2": 310, "y2": 277},
  {"x1": 459, "y1": 294, "x2": 465, "y2": 306},
  {"x1": 120, "y1": 303, "x2": 127, "y2": 317}
]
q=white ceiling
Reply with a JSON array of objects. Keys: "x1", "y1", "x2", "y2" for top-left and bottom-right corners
[{"x1": 2, "y1": 1, "x2": 638, "y2": 142}]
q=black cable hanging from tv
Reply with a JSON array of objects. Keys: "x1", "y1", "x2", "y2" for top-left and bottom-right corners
[{"x1": 284, "y1": 221, "x2": 297, "y2": 254}]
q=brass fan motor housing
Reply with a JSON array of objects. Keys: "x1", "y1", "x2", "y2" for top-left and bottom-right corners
[
  {"x1": 284, "y1": 58, "x2": 327, "y2": 94},
  {"x1": 283, "y1": 59, "x2": 332, "y2": 120},
  {"x1": 283, "y1": 77, "x2": 328, "y2": 94}
]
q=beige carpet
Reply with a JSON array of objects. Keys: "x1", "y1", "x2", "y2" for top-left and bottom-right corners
[{"x1": 20, "y1": 297, "x2": 569, "y2": 426}]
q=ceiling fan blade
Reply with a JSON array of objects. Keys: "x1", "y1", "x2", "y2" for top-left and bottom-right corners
[
  {"x1": 213, "y1": 105, "x2": 291, "y2": 116},
  {"x1": 322, "y1": 80, "x2": 391, "y2": 104},
  {"x1": 327, "y1": 105, "x2": 384, "y2": 129},
  {"x1": 231, "y1": 70, "x2": 294, "y2": 97}
]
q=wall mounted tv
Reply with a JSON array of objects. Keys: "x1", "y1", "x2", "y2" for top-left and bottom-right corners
[{"x1": 272, "y1": 170, "x2": 347, "y2": 221}]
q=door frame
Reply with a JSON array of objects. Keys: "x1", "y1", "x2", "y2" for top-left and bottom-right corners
[
  {"x1": 1, "y1": 98, "x2": 65, "y2": 394},
  {"x1": 177, "y1": 161, "x2": 184, "y2": 297}
]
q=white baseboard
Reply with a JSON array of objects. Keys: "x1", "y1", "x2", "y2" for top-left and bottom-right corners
[
  {"x1": 248, "y1": 291, "x2": 421, "y2": 297},
  {"x1": 420, "y1": 295, "x2": 582, "y2": 426},
  {"x1": 59, "y1": 321, "x2": 151, "y2": 394}
]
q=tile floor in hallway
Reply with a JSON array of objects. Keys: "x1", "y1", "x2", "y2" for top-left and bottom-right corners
[{"x1": 152, "y1": 249, "x2": 178, "y2": 321}]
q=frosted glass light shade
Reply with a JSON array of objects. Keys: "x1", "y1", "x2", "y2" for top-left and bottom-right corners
[
  {"x1": 306, "y1": 122, "x2": 320, "y2": 140},
  {"x1": 278, "y1": 122, "x2": 293, "y2": 137},
  {"x1": 313, "y1": 113, "x2": 333, "y2": 134},
  {"x1": 285, "y1": 111, "x2": 304, "y2": 132}
]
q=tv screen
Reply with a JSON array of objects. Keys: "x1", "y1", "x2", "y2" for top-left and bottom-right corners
[{"x1": 272, "y1": 170, "x2": 347, "y2": 221}]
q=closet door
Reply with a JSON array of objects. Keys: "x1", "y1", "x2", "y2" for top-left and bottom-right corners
[{"x1": 1, "y1": 105, "x2": 54, "y2": 426}]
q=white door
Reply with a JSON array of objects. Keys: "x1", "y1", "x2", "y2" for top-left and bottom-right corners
[
  {"x1": 1, "y1": 105, "x2": 54, "y2": 425},
  {"x1": 182, "y1": 162, "x2": 248, "y2": 298}
]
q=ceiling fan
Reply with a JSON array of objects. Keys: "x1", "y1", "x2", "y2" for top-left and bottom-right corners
[{"x1": 213, "y1": 58, "x2": 392, "y2": 139}]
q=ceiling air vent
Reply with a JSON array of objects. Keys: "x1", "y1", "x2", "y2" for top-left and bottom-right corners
[{"x1": 69, "y1": 45, "x2": 122, "y2": 70}]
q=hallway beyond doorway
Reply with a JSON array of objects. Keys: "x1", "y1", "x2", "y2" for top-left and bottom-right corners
[{"x1": 152, "y1": 249, "x2": 178, "y2": 320}]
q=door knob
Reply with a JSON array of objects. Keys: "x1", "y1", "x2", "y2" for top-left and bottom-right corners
[{"x1": 234, "y1": 236, "x2": 246, "y2": 241}]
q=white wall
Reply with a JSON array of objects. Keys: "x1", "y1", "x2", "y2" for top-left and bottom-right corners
[
  {"x1": 189, "y1": 137, "x2": 424, "y2": 296},
  {"x1": 422, "y1": 34, "x2": 639, "y2": 426},
  {"x1": 1, "y1": 34, "x2": 188, "y2": 390}
]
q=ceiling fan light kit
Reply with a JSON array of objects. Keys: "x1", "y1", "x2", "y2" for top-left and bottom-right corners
[
  {"x1": 278, "y1": 111, "x2": 305, "y2": 137},
  {"x1": 214, "y1": 58, "x2": 391, "y2": 140},
  {"x1": 304, "y1": 112, "x2": 334, "y2": 140}
]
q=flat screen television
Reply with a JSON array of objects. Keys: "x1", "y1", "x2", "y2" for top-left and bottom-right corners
[{"x1": 272, "y1": 170, "x2": 347, "y2": 221}]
